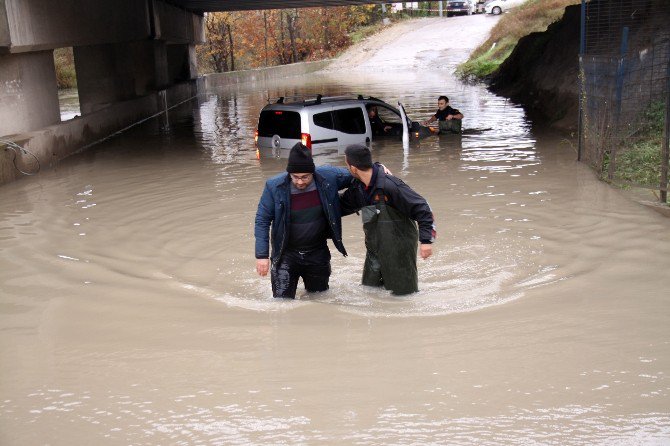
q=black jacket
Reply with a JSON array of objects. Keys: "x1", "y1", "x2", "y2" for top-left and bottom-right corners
[{"x1": 340, "y1": 165, "x2": 436, "y2": 244}]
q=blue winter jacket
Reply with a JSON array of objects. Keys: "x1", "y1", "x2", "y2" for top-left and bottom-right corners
[{"x1": 254, "y1": 166, "x2": 353, "y2": 262}]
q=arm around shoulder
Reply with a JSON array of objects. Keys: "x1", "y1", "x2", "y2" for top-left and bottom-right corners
[
  {"x1": 339, "y1": 186, "x2": 362, "y2": 217},
  {"x1": 318, "y1": 165, "x2": 354, "y2": 190}
]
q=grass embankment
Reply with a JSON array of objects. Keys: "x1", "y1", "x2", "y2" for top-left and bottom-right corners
[
  {"x1": 349, "y1": 21, "x2": 386, "y2": 44},
  {"x1": 604, "y1": 102, "x2": 669, "y2": 202},
  {"x1": 457, "y1": 0, "x2": 579, "y2": 80},
  {"x1": 54, "y1": 47, "x2": 77, "y2": 89}
]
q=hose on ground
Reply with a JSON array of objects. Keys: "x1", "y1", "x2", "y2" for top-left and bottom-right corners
[{"x1": 0, "y1": 139, "x2": 41, "y2": 176}]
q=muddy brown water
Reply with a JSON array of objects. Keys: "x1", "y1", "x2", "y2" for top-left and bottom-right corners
[{"x1": 2, "y1": 18, "x2": 670, "y2": 446}]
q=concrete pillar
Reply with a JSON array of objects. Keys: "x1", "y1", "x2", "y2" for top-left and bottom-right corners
[
  {"x1": 0, "y1": 0, "x2": 206, "y2": 185},
  {"x1": 74, "y1": 40, "x2": 169, "y2": 115},
  {"x1": 0, "y1": 51, "x2": 60, "y2": 137},
  {"x1": 166, "y1": 43, "x2": 198, "y2": 84}
]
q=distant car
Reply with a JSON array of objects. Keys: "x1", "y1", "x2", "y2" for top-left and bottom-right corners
[
  {"x1": 484, "y1": 0, "x2": 525, "y2": 15},
  {"x1": 446, "y1": 0, "x2": 476, "y2": 16},
  {"x1": 255, "y1": 94, "x2": 432, "y2": 158}
]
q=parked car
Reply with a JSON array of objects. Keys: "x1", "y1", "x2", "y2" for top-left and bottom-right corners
[
  {"x1": 484, "y1": 0, "x2": 525, "y2": 15},
  {"x1": 255, "y1": 94, "x2": 432, "y2": 157},
  {"x1": 446, "y1": 0, "x2": 476, "y2": 16}
]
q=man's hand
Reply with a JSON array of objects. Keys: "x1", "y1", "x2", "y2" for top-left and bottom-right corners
[
  {"x1": 419, "y1": 244, "x2": 433, "y2": 259},
  {"x1": 446, "y1": 115, "x2": 453, "y2": 120},
  {"x1": 256, "y1": 259, "x2": 270, "y2": 276},
  {"x1": 379, "y1": 163, "x2": 393, "y2": 176}
]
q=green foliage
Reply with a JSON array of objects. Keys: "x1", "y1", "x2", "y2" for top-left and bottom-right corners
[
  {"x1": 54, "y1": 47, "x2": 77, "y2": 89},
  {"x1": 639, "y1": 100, "x2": 665, "y2": 135},
  {"x1": 603, "y1": 101, "x2": 669, "y2": 199},
  {"x1": 350, "y1": 23, "x2": 384, "y2": 44},
  {"x1": 456, "y1": 43, "x2": 515, "y2": 79},
  {"x1": 612, "y1": 141, "x2": 665, "y2": 186}
]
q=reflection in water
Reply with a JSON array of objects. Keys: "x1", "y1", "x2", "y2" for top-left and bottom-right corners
[
  {"x1": 58, "y1": 88, "x2": 80, "y2": 121},
  {"x1": 2, "y1": 62, "x2": 670, "y2": 446}
]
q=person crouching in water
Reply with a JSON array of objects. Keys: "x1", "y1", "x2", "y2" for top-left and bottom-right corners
[
  {"x1": 254, "y1": 143, "x2": 353, "y2": 298},
  {"x1": 340, "y1": 144, "x2": 436, "y2": 295},
  {"x1": 421, "y1": 95, "x2": 464, "y2": 134}
]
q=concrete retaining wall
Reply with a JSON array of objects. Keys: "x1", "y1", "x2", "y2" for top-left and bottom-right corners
[
  {"x1": 0, "y1": 81, "x2": 196, "y2": 185},
  {"x1": 203, "y1": 60, "x2": 332, "y2": 90}
]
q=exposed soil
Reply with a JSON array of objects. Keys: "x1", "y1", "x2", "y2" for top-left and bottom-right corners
[
  {"x1": 488, "y1": 0, "x2": 669, "y2": 131},
  {"x1": 489, "y1": 4, "x2": 581, "y2": 130}
]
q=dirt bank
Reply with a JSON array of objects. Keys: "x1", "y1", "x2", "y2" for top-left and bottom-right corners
[
  {"x1": 489, "y1": 0, "x2": 670, "y2": 132},
  {"x1": 488, "y1": 4, "x2": 581, "y2": 130}
]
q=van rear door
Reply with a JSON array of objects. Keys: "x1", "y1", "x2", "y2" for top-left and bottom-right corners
[
  {"x1": 257, "y1": 109, "x2": 301, "y2": 151},
  {"x1": 332, "y1": 106, "x2": 370, "y2": 148}
]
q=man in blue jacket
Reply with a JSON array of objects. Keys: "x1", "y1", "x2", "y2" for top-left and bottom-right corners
[{"x1": 254, "y1": 143, "x2": 353, "y2": 298}]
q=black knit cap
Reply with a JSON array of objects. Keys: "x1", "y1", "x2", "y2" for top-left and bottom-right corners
[{"x1": 286, "y1": 143, "x2": 315, "y2": 173}]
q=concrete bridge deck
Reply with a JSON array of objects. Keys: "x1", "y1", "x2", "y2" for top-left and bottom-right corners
[{"x1": 0, "y1": 0, "x2": 383, "y2": 185}]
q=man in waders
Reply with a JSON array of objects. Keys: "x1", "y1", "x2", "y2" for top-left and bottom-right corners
[
  {"x1": 254, "y1": 143, "x2": 353, "y2": 298},
  {"x1": 421, "y1": 95, "x2": 464, "y2": 134},
  {"x1": 340, "y1": 145, "x2": 436, "y2": 295}
]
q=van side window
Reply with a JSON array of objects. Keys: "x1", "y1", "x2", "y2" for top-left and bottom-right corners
[
  {"x1": 313, "y1": 111, "x2": 334, "y2": 130},
  {"x1": 258, "y1": 110, "x2": 301, "y2": 138},
  {"x1": 333, "y1": 108, "x2": 366, "y2": 135}
]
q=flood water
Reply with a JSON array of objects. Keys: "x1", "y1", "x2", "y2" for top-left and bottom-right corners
[{"x1": 3, "y1": 20, "x2": 670, "y2": 445}]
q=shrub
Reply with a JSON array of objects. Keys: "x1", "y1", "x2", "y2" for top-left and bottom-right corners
[
  {"x1": 54, "y1": 47, "x2": 77, "y2": 89},
  {"x1": 603, "y1": 101, "x2": 668, "y2": 194}
]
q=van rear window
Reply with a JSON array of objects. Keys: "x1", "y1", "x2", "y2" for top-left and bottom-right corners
[{"x1": 258, "y1": 110, "x2": 301, "y2": 138}]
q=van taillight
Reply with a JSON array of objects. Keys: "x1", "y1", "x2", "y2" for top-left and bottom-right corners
[
  {"x1": 301, "y1": 133, "x2": 312, "y2": 149},
  {"x1": 254, "y1": 129, "x2": 258, "y2": 143}
]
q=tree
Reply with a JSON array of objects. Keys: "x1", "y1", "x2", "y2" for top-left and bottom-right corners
[
  {"x1": 202, "y1": 12, "x2": 236, "y2": 72},
  {"x1": 198, "y1": 6, "x2": 380, "y2": 73}
]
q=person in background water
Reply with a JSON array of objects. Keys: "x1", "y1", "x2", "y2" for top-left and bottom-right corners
[
  {"x1": 421, "y1": 95, "x2": 464, "y2": 134},
  {"x1": 339, "y1": 144, "x2": 436, "y2": 295},
  {"x1": 254, "y1": 143, "x2": 353, "y2": 298}
]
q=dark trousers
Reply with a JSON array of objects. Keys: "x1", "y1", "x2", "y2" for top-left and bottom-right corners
[{"x1": 271, "y1": 246, "x2": 331, "y2": 298}]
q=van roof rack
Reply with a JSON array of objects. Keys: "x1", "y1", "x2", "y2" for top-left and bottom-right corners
[{"x1": 266, "y1": 94, "x2": 382, "y2": 105}]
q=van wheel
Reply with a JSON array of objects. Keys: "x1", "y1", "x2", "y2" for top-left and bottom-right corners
[{"x1": 492, "y1": 6, "x2": 502, "y2": 14}]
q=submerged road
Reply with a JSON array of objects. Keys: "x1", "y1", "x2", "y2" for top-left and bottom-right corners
[{"x1": 1, "y1": 15, "x2": 670, "y2": 445}]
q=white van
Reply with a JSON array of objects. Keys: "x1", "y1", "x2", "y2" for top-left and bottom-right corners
[
  {"x1": 484, "y1": 0, "x2": 526, "y2": 15},
  {"x1": 255, "y1": 95, "x2": 430, "y2": 158}
]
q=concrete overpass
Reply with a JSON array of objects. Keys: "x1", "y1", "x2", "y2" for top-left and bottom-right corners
[{"x1": 0, "y1": 0, "x2": 383, "y2": 184}]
